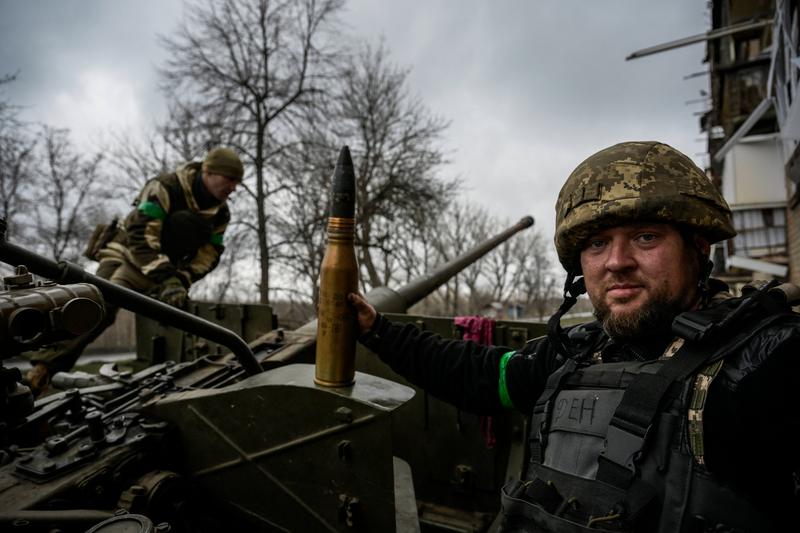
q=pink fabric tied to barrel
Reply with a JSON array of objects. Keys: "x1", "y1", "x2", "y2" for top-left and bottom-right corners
[{"x1": 454, "y1": 315, "x2": 497, "y2": 450}]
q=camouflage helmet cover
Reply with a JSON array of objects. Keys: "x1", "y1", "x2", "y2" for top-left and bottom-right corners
[{"x1": 555, "y1": 141, "x2": 736, "y2": 271}]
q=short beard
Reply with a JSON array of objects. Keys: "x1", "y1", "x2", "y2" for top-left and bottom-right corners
[
  {"x1": 593, "y1": 291, "x2": 687, "y2": 342},
  {"x1": 591, "y1": 228, "x2": 704, "y2": 342}
]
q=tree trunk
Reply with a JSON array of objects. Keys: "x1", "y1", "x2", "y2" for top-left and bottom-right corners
[
  {"x1": 358, "y1": 222, "x2": 381, "y2": 289},
  {"x1": 256, "y1": 164, "x2": 270, "y2": 304}
]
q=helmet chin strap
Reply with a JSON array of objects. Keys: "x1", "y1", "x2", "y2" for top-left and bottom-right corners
[
  {"x1": 697, "y1": 257, "x2": 714, "y2": 306},
  {"x1": 547, "y1": 272, "x2": 586, "y2": 358}
]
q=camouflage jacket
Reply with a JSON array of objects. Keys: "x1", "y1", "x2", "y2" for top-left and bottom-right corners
[{"x1": 109, "y1": 162, "x2": 230, "y2": 287}]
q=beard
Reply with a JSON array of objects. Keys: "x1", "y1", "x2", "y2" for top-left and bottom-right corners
[{"x1": 592, "y1": 284, "x2": 690, "y2": 342}]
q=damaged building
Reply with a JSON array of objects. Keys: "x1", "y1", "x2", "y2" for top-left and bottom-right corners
[{"x1": 629, "y1": 0, "x2": 800, "y2": 285}]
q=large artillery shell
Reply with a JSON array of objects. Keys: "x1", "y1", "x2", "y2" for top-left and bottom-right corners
[{"x1": 315, "y1": 146, "x2": 359, "y2": 387}]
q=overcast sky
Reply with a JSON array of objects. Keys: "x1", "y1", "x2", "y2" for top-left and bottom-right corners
[{"x1": 0, "y1": 0, "x2": 711, "y2": 247}]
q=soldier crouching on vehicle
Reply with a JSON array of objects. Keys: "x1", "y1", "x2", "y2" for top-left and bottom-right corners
[
  {"x1": 349, "y1": 141, "x2": 800, "y2": 532},
  {"x1": 25, "y1": 147, "x2": 243, "y2": 394}
]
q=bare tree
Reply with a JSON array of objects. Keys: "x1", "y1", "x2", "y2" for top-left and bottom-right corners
[
  {"x1": 429, "y1": 202, "x2": 492, "y2": 316},
  {"x1": 157, "y1": 101, "x2": 228, "y2": 161},
  {"x1": 0, "y1": 72, "x2": 36, "y2": 241},
  {"x1": 158, "y1": 0, "x2": 345, "y2": 303},
  {"x1": 270, "y1": 138, "x2": 332, "y2": 307},
  {"x1": 482, "y1": 232, "x2": 516, "y2": 305},
  {"x1": 103, "y1": 127, "x2": 177, "y2": 200},
  {"x1": 104, "y1": 99, "x2": 234, "y2": 198},
  {"x1": 32, "y1": 126, "x2": 103, "y2": 262},
  {"x1": 508, "y1": 231, "x2": 560, "y2": 319},
  {"x1": 421, "y1": 209, "x2": 557, "y2": 318},
  {"x1": 0, "y1": 72, "x2": 18, "y2": 123},
  {"x1": 267, "y1": 41, "x2": 456, "y2": 305},
  {"x1": 393, "y1": 203, "x2": 447, "y2": 285},
  {"x1": 459, "y1": 209, "x2": 493, "y2": 312},
  {"x1": 326, "y1": 43, "x2": 456, "y2": 290}
]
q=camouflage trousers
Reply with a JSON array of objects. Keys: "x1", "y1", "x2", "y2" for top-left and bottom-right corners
[{"x1": 27, "y1": 247, "x2": 157, "y2": 373}]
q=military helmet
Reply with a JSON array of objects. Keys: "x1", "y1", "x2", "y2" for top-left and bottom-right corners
[
  {"x1": 554, "y1": 141, "x2": 736, "y2": 272},
  {"x1": 202, "y1": 147, "x2": 244, "y2": 181}
]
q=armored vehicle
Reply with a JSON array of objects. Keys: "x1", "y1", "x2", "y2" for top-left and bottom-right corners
[{"x1": 0, "y1": 152, "x2": 540, "y2": 532}]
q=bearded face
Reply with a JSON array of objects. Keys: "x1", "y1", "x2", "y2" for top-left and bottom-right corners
[
  {"x1": 579, "y1": 223, "x2": 705, "y2": 341},
  {"x1": 591, "y1": 280, "x2": 691, "y2": 340}
]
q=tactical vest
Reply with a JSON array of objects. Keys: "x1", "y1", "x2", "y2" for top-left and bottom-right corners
[
  {"x1": 119, "y1": 169, "x2": 228, "y2": 260},
  {"x1": 500, "y1": 282, "x2": 798, "y2": 533}
]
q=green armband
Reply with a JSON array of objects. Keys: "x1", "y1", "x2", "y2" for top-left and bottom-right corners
[
  {"x1": 210, "y1": 233, "x2": 223, "y2": 245},
  {"x1": 138, "y1": 201, "x2": 167, "y2": 220},
  {"x1": 498, "y1": 350, "x2": 516, "y2": 410}
]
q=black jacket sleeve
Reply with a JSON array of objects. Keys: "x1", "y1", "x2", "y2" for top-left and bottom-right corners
[
  {"x1": 360, "y1": 314, "x2": 559, "y2": 415},
  {"x1": 704, "y1": 314, "x2": 800, "y2": 513}
]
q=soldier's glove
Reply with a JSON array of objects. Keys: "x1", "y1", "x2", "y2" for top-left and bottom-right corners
[{"x1": 157, "y1": 276, "x2": 189, "y2": 308}]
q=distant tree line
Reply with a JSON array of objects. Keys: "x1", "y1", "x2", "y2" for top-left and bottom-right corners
[
  {"x1": 0, "y1": 73, "x2": 105, "y2": 264},
  {"x1": 0, "y1": 0, "x2": 560, "y2": 321}
]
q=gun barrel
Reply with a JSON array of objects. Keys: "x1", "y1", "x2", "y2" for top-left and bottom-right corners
[
  {"x1": 366, "y1": 216, "x2": 534, "y2": 313},
  {"x1": 0, "y1": 223, "x2": 262, "y2": 376}
]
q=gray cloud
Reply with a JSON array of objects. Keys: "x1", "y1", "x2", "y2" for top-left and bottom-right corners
[
  {"x1": 344, "y1": 1, "x2": 711, "y2": 238},
  {"x1": 2, "y1": 0, "x2": 712, "y2": 244}
]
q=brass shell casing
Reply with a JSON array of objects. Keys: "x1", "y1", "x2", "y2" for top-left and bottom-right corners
[{"x1": 315, "y1": 217, "x2": 359, "y2": 387}]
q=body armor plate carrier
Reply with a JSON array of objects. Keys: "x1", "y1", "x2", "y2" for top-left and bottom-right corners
[{"x1": 500, "y1": 281, "x2": 798, "y2": 533}]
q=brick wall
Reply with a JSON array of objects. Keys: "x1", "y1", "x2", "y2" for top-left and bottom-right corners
[
  {"x1": 786, "y1": 185, "x2": 800, "y2": 285},
  {"x1": 787, "y1": 140, "x2": 800, "y2": 286}
]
